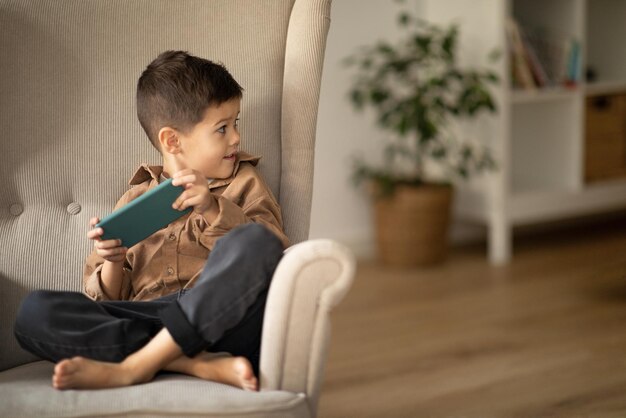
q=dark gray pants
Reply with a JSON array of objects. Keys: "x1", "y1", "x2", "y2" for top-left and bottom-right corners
[{"x1": 13, "y1": 223, "x2": 284, "y2": 375}]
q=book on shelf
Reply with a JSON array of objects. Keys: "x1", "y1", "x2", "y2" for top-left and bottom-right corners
[
  {"x1": 505, "y1": 17, "x2": 536, "y2": 90},
  {"x1": 566, "y1": 39, "x2": 581, "y2": 85},
  {"x1": 505, "y1": 17, "x2": 581, "y2": 91},
  {"x1": 519, "y1": 27, "x2": 549, "y2": 87}
]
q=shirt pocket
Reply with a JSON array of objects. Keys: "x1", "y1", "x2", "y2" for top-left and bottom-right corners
[
  {"x1": 133, "y1": 280, "x2": 166, "y2": 301},
  {"x1": 177, "y1": 221, "x2": 213, "y2": 258},
  {"x1": 177, "y1": 238, "x2": 210, "y2": 259}
]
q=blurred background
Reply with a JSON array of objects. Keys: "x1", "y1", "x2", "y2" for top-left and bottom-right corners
[
  {"x1": 309, "y1": 1, "x2": 626, "y2": 416},
  {"x1": 310, "y1": 0, "x2": 414, "y2": 258},
  {"x1": 310, "y1": 0, "x2": 626, "y2": 265}
]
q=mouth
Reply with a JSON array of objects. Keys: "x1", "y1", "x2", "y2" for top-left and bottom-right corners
[{"x1": 223, "y1": 152, "x2": 237, "y2": 161}]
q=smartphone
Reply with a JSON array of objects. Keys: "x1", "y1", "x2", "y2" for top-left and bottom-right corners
[{"x1": 96, "y1": 178, "x2": 191, "y2": 248}]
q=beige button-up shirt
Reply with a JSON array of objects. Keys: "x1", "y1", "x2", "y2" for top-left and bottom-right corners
[{"x1": 83, "y1": 152, "x2": 289, "y2": 302}]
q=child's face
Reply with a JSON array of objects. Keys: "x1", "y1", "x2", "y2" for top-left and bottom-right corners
[{"x1": 177, "y1": 98, "x2": 241, "y2": 179}]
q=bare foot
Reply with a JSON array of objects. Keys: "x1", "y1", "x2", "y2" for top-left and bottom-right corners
[
  {"x1": 52, "y1": 357, "x2": 153, "y2": 390},
  {"x1": 166, "y1": 353, "x2": 258, "y2": 391}
]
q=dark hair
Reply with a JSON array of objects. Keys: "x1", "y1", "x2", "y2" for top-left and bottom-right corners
[{"x1": 136, "y1": 50, "x2": 243, "y2": 150}]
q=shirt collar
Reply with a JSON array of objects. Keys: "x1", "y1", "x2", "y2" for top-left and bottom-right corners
[{"x1": 128, "y1": 151, "x2": 261, "y2": 186}]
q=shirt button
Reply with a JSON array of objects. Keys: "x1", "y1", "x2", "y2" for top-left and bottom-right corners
[
  {"x1": 168, "y1": 233, "x2": 176, "y2": 241},
  {"x1": 9, "y1": 203, "x2": 23, "y2": 216},
  {"x1": 66, "y1": 202, "x2": 81, "y2": 215},
  {"x1": 166, "y1": 267, "x2": 174, "y2": 275}
]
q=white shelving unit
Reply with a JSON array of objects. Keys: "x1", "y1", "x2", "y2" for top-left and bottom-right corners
[{"x1": 424, "y1": 0, "x2": 626, "y2": 264}]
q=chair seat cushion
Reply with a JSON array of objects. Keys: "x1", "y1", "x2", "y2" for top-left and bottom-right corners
[{"x1": 0, "y1": 361, "x2": 310, "y2": 418}]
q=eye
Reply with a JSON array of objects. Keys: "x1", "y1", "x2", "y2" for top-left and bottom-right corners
[
  {"x1": 234, "y1": 118, "x2": 240, "y2": 128},
  {"x1": 217, "y1": 125, "x2": 227, "y2": 134}
]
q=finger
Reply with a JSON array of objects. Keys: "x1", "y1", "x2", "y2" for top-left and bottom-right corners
[
  {"x1": 173, "y1": 197, "x2": 188, "y2": 211},
  {"x1": 180, "y1": 194, "x2": 206, "y2": 212},
  {"x1": 172, "y1": 173, "x2": 198, "y2": 187},
  {"x1": 173, "y1": 189, "x2": 191, "y2": 210},
  {"x1": 104, "y1": 254, "x2": 126, "y2": 263},
  {"x1": 98, "y1": 247, "x2": 127, "y2": 259},
  {"x1": 96, "y1": 239, "x2": 123, "y2": 250},
  {"x1": 87, "y1": 228, "x2": 104, "y2": 240},
  {"x1": 175, "y1": 187, "x2": 207, "y2": 209},
  {"x1": 98, "y1": 246, "x2": 126, "y2": 256},
  {"x1": 89, "y1": 217, "x2": 100, "y2": 228},
  {"x1": 174, "y1": 193, "x2": 198, "y2": 211}
]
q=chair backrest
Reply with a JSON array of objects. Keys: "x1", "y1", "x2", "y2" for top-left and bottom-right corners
[{"x1": 0, "y1": 0, "x2": 330, "y2": 371}]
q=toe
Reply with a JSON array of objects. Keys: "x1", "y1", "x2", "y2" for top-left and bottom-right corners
[
  {"x1": 52, "y1": 375, "x2": 67, "y2": 390},
  {"x1": 54, "y1": 360, "x2": 68, "y2": 377},
  {"x1": 55, "y1": 357, "x2": 81, "y2": 376},
  {"x1": 243, "y1": 380, "x2": 258, "y2": 391}
]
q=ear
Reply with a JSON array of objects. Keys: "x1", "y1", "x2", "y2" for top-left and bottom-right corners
[{"x1": 158, "y1": 127, "x2": 181, "y2": 154}]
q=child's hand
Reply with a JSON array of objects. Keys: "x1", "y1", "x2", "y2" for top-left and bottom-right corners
[
  {"x1": 171, "y1": 169, "x2": 217, "y2": 215},
  {"x1": 87, "y1": 217, "x2": 127, "y2": 263}
]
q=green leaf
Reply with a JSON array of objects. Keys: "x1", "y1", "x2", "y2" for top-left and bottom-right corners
[
  {"x1": 361, "y1": 58, "x2": 373, "y2": 70},
  {"x1": 484, "y1": 92, "x2": 497, "y2": 113},
  {"x1": 371, "y1": 89, "x2": 389, "y2": 104},
  {"x1": 350, "y1": 89, "x2": 365, "y2": 109},
  {"x1": 485, "y1": 72, "x2": 499, "y2": 83},
  {"x1": 414, "y1": 35, "x2": 431, "y2": 52},
  {"x1": 397, "y1": 115, "x2": 409, "y2": 136},
  {"x1": 389, "y1": 59, "x2": 411, "y2": 73},
  {"x1": 447, "y1": 69, "x2": 463, "y2": 80},
  {"x1": 343, "y1": 7, "x2": 499, "y2": 186},
  {"x1": 434, "y1": 96, "x2": 446, "y2": 109},
  {"x1": 377, "y1": 42, "x2": 394, "y2": 56},
  {"x1": 432, "y1": 146, "x2": 446, "y2": 159},
  {"x1": 429, "y1": 77, "x2": 447, "y2": 89},
  {"x1": 398, "y1": 12, "x2": 410, "y2": 26},
  {"x1": 442, "y1": 26, "x2": 458, "y2": 60}
]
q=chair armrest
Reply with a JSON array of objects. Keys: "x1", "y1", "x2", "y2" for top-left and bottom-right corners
[{"x1": 259, "y1": 239, "x2": 356, "y2": 410}]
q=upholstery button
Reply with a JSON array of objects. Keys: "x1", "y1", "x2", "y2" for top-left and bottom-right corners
[
  {"x1": 9, "y1": 203, "x2": 23, "y2": 216},
  {"x1": 166, "y1": 267, "x2": 174, "y2": 275},
  {"x1": 168, "y1": 233, "x2": 176, "y2": 241},
  {"x1": 67, "y1": 202, "x2": 81, "y2": 215}
]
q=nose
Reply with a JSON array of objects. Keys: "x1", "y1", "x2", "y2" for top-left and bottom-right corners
[{"x1": 231, "y1": 129, "x2": 241, "y2": 147}]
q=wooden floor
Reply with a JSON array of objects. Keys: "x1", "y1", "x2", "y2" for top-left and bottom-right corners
[{"x1": 317, "y1": 219, "x2": 626, "y2": 417}]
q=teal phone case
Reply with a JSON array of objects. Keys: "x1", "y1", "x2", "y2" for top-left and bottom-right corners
[{"x1": 96, "y1": 178, "x2": 192, "y2": 248}]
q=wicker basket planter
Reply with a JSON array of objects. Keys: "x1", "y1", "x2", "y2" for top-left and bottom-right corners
[{"x1": 373, "y1": 184, "x2": 453, "y2": 267}]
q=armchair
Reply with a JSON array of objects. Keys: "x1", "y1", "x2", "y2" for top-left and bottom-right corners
[{"x1": 0, "y1": 1, "x2": 355, "y2": 417}]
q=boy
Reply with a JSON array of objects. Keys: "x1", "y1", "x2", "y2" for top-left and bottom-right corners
[{"x1": 13, "y1": 50, "x2": 289, "y2": 391}]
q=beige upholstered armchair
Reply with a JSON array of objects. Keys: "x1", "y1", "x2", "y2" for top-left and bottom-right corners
[{"x1": 0, "y1": 1, "x2": 355, "y2": 416}]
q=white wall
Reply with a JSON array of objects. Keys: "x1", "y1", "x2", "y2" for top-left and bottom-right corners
[{"x1": 309, "y1": 0, "x2": 423, "y2": 257}]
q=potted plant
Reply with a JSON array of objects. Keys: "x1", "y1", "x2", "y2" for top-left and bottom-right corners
[{"x1": 345, "y1": 1, "x2": 499, "y2": 266}]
